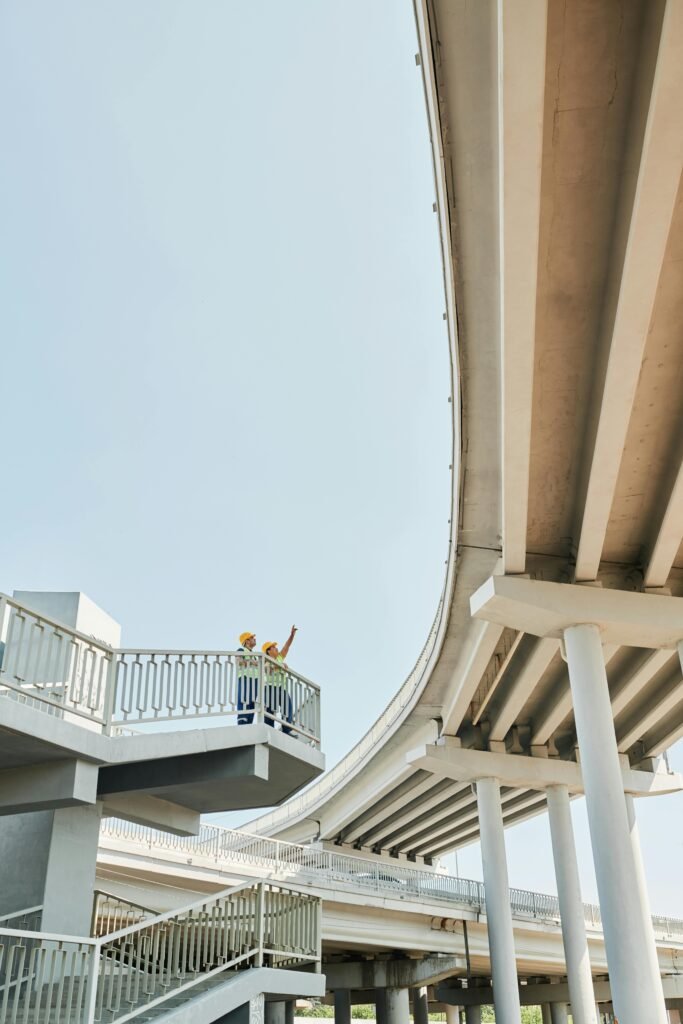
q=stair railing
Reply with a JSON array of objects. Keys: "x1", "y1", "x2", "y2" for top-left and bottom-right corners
[{"x1": 0, "y1": 881, "x2": 320, "y2": 1024}]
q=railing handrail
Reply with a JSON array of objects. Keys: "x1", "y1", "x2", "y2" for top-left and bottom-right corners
[
  {"x1": 100, "y1": 817, "x2": 683, "y2": 937},
  {"x1": 0, "y1": 593, "x2": 114, "y2": 656},
  {"x1": 0, "y1": 905, "x2": 43, "y2": 924},
  {"x1": 114, "y1": 648, "x2": 321, "y2": 693}
]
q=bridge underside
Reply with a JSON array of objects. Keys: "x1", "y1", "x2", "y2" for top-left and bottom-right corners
[{"x1": 247, "y1": 0, "x2": 683, "y2": 871}]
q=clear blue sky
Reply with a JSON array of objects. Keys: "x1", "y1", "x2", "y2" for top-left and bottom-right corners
[{"x1": 1, "y1": 0, "x2": 681, "y2": 917}]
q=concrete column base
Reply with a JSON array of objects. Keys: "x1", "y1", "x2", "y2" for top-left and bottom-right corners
[{"x1": 464, "y1": 1007, "x2": 481, "y2": 1024}]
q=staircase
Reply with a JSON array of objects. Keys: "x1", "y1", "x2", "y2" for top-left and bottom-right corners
[{"x1": 0, "y1": 882, "x2": 321, "y2": 1024}]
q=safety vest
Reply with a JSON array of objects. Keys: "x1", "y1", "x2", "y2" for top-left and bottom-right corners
[{"x1": 237, "y1": 646, "x2": 259, "y2": 680}]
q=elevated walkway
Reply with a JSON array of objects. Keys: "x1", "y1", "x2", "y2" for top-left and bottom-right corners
[{"x1": 0, "y1": 592, "x2": 323, "y2": 829}]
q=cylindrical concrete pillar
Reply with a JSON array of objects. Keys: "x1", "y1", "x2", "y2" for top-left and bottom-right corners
[
  {"x1": 445, "y1": 1005, "x2": 459, "y2": 1024},
  {"x1": 385, "y1": 987, "x2": 410, "y2": 1024},
  {"x1": 542, "y1": 1005, "x2": 552, "y2": 1024},
  {"x1": 547, "y1": 784, "x2": 597, "y2": 1024},
  {"x1": 334, "y1": 990, "x2": 351, "y2": 1024},
  {"x1": 564, "y1": 623, "x2": 667, "y2": 1024},
  {"x1": 376, "y1": 989, "x2": 388, "y2": 1024},
  {"x1": 476, "y1": 777, "x2": 521, "y2": 1024},
  {"x1": 464, "y1": 1007, "x2": 481, "y2": 1024},
  {"x1": 669, "y1": 1009, "x2": 682, "y2": 1024},
  {"x1": 412, "y1": 987, "x2": 429, "y2": 1024},
  {"x1": 284, "y1": 1002, "x2": 294, "y2": 1024},
  {"x1": 625, "y1": 791, "x2": 664, "y2": 993},
  {"x1": 265, "y1": 1003, "x2": 287, "y2": 1024},
  {"x1": 550, "y1": 1003, "x2": 569, "y2": 1024}
]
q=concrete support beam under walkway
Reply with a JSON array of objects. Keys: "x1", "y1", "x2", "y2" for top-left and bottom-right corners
[{"x1": 0, "y1": 759, "x2": 98, "y2": 815}]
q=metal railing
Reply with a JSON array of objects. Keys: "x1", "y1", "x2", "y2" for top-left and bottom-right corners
[
  {"x1": 100, "y1": 817, "x2": 683, "y2": 941},
  {"x1": 91, "y1": 891, "x2": 155, "y2": 938},
  {"x1": 0, "y1": 881, "x2": 320, "y2": 1024},
  {"x1": 0, "y1": 595, "x2": 321, "y2": 746},
  {"x1": 0, "y1": 595, "x2": 114, "y2": 727},
  {"x1": 0, "y1": 906, "x2": 43, "y2": 932},
  {"x1": 112, "y1": 650, "x2": 321, "y2": 744}
]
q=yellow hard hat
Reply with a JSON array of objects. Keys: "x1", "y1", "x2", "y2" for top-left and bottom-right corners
[
  {"x1": 239, "y1": 632, "x2": 255, "y2": 645},
  {"x1": 262, "y1": 641, "x2": 277, "y2": 654}
]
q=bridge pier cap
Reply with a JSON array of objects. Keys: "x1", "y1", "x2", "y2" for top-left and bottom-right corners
[{"x1": 470, "y1": 576, "x2": 683, "y2": 649}]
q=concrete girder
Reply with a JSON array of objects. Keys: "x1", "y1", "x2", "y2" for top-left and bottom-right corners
[
  {"x1": 349, "y1": 775, "x2": 448, "y2": 847},
  {"x1": 498, "y1": 0, "x2": 548, "y2": 575},
  {"x1": 644, "y1": 456, "x2": 683, "y2": 588},
  {"x1": 442, "y1": 622, "x2": 505, "y2": 737},
  {"x1": 423, "y1": 793, "x2": 551, "y2": 860},
  {"x1": 337, "y1": 770, "x2": 431, "y2": 845},
  {"x1": 610, "y1": 648, "x2": 675, "y2": 718},
  {"x1": 410, "y1": 789, "x2": 540, "y2": 859},
  {"x1": 408, "y1": 742, "x2": 683, "y2": 798},
  {"x1": 616, "y1": 664, "x2": 683, "y2": 753},
  {"x1": 101, "y1": 793, "x2": 200, "y2": 837},
  {"x1": 573, "y1": 0, "x2": 683, "y2": 582},
  {"x1": 0, "y1": 758, "x2": 98, "y2": 814},
  {"x1": 323, "y1": 956, "x2": 463, "y2": 993},
  {"x1": 472, "y1": 632, "x2": 524, "y2": 726},
  {"x1": 439, "y1": 974, "x2": 683, "y2": 1006},
  {"x1": 488, "y1": 636, "x2": 559, "y2": 742},
  {"x1": 379, "y1": 785, "x2": 472, "y2": 853}
]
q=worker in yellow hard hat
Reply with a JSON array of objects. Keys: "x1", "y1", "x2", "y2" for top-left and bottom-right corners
[
  {"x1": 261, "y1": 626, "x2": 298, "y2": 735},
  {"x1": 236, "y1": 631, "x2": 258, "y2": 724}
]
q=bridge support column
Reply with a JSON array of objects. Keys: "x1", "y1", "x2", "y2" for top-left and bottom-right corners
[
  {"x1": 669, "y1": 1009, "x2": 682, "y2": 1024},
  {"x1": 444, "y1": 1006, "x2": 459, "y2": 1024},
  {"x1": 550, "y1": 1004, "x2": 569, "y2": 1024},
  {"x1": 464, "y1": 1007, "x2": 481, "y2": 1024},
  {"x1": 385, "y1": 987, "x2": 410, "y2": 1024},
  {"x1": 413, "y1": 987, "x2": 428, "y2": 1024},
  {"x1": 334, "y1": 990, "x2": 351, "y2": 1024},
  {"x1": 547, "y1": 784, "x2": 597, "y2": 1024},
  {"x1": 475, "y1": 777, "x2": 521, "y2": 1024},
  {"x1": 376, "y1": 989, "x2": 388, "y2": 1024},
  {"x1": 541, "y1": 1006, "x2": 552, "y2": 1024},
  {"x1": 564, "y1": 624, "x2": 667, "y2": 1024}
]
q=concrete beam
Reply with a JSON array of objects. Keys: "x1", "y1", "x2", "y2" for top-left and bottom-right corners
[
  {"x1": 573, "y1": 0, "x2": 683, "y2": 581},
  {"x1": 498, "y1": 0, "x2": 548, "y2": 574},
  {"x1": 471, "y1": 576, "x2": 683, "y2": 648},
  {"x1": 442, "y1": 621, "x2": 505, "y2": 736},
  {"x1": 439, "y1": 974, "x2": 683, "y2": 1007},
  {"x1": 408, "y1": 741, "x2": 683, "y2": 797},
  {"x1": 644, "y1": 457, "x2": 683, "y2": 589},
  {"x1": 0, "y1": 758, "x2": 98, "y2": 814},
  {"x1": 488, "y1": 636, "x2": 559, "y2": 742},
  {"x1": 349, "y1": 774, "x2": 445, "y2": 846},
  {"x1": 98, "y1": 745, "x2": 269, "y2": 798},
  {"x1": 101, "y1": 794, "x2": 200, "y2": 837},
  {"x1": 324, "y1": 956, "x2": 463, "y2": 992}
]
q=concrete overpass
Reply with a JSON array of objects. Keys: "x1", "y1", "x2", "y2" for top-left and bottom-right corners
[
  {"x1": 244, "y1": 3, "x2": 683, "y2": 1022},
  {"x1": 94, "y1": 819, "x2": 683, "y2": 1019}
]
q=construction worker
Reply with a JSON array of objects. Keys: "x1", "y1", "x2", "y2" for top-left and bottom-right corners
[
  {"x1": 236, "y1": 631, "x2": 259, "y2": 725},
  {"x1": 261, "y1": 625, "x2": 297, "y2": 734}
]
